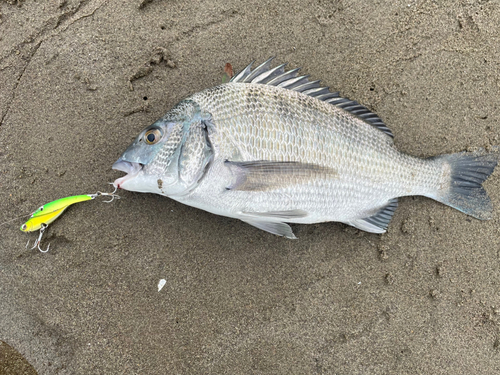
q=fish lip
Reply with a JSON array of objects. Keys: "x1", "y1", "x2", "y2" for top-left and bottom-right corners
[
  {"x1": 112, "y1": 160, "x2": 144, "y2": 188},
  {"x1": 112, "y1": 160, "x2": 143, "y2": 174}
]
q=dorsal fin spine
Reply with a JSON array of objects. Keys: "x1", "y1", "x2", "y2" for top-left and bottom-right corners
[
  {"x1": 277, "y1": 75, "x2": 310, "y2": 89},
  {"x1": 266, "y1": 68, "x2": 301, "y2": 86},
  {"x1": 242, "y1": 57, "x2": 275, "y2": 82},
  {"x1": 231, "y1": 61, "x2": 254, "y2": 82},
  {"x1": 249, "y1": 63, "x2": 287, "y2": 84}
]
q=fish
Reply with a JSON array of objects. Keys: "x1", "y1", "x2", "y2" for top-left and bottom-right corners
[{"x1": 112, "y1": 58, "x2": 499, "y2": 238}]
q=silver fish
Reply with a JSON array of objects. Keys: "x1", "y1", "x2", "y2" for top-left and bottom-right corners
[{"x1": 113, "y1": 58, "x2": 499, "y2": 238}]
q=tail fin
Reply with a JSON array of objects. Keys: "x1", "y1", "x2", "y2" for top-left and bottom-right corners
[{"x1": 432, "y1": 150, "x2": 499, "y2": 220}]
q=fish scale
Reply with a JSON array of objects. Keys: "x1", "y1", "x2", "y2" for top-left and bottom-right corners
[
  {"x1": 113, "y1": 59, "x2": 499, "y2": 238},
  {"x1": 176, "y1": 83, "x2": 433, "y2": 227},
  {"x1": 193, "y1": 83, "x2": 434, "y2": 192}
]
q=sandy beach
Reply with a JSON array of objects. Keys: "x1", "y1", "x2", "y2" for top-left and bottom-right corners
[{"x1": 1, "y1": 0, "x2": 500, "y2": 373}]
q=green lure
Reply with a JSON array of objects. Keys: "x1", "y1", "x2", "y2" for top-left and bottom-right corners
[
  {"x1": 20, "y1": 187, "x2": 119, "y2": 252},
  {"x1": 21, "y1": 195, "x2": 95, "y2": 233}
]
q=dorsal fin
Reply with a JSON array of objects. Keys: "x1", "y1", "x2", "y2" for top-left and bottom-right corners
[{"x1": 230, "y1": 58, "x2": 393, "y2": 139}]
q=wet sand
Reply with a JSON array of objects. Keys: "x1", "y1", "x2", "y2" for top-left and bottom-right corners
[{"x1": 1, "y1": 1, "x2": 500, "y2": 374}]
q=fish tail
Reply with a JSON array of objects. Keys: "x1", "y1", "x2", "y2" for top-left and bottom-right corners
[{"x1": 429, "y1": 149, "x2": 499, "y2": 219}]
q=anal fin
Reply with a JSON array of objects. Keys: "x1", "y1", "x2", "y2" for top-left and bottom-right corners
[{"x1": 343, "y1": 198, "x2": 398, "y2": 234}]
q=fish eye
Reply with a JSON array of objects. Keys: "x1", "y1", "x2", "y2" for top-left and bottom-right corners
[
  {"x1": 144, "y1": 128, "x2": 162, "y2": 145},
  {"x1": 21, "y1": 224, "x2": 27, "y2": 231}
]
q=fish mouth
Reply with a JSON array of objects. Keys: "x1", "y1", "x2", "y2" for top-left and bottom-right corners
[{"x1": 112, "y1": 160, "x2": 144, "y2": 189}]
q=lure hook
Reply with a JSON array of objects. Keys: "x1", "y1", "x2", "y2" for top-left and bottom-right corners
[
  {"x1": 26, "y1": 224, "x2": 50, "y2": 253},
  {"x1": 92, "y1": 184, "x2": 120, "y2": 203}
]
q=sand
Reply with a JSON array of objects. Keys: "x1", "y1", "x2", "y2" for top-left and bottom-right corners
[{"x1": 1, "y1": 0, "x2": 500, "y2": 374}]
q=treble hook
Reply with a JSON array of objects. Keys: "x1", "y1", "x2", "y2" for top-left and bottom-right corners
[
  {"x1": 25, "y1": 224, "x2": 50, "y2": 253},
  {"x1": 93, "y1": 184, "x2": 120, "y2": 203}
]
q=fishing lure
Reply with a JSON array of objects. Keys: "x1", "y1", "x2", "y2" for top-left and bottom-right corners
[{"x1": 21, "y1": 187, "x2": 120, "y2": 253}]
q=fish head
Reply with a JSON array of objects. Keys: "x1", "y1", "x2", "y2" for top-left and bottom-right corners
[
  {"x1": 113, "y1": 118, "x2": 185, "y2": 195},
  {"x1": 113, "y1": 100, "x2": 212, "y2": 196}
]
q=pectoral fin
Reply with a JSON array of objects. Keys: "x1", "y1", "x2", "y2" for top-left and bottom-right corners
[
  {"x1": 242, "y1": 209, "x2": 308, "y2": 220},
  {"x1": 225, "y1": 160, "x2": 336, "y2": 191}
]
